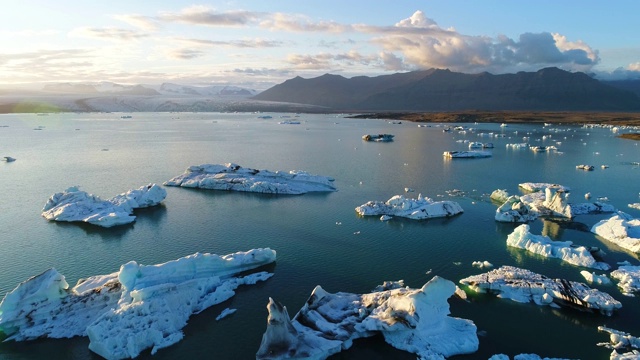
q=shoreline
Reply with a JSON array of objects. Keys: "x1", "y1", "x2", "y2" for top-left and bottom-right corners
[{"x1": 347, "y1": 111, "x2": 640, "y2": 127}]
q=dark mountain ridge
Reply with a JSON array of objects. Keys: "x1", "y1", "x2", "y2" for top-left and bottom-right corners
[{"x1": 253, "y1": 67, "x2": 640, "y2": 111}]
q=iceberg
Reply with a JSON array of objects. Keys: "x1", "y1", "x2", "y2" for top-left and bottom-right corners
[
  {"x1": 597, "y1": 326, "x2": 640, "y2": 360},
  {"x1": 355, "y1": 194, "x2": 463, "y2": 220},
  {"x1": 610, "y1": 265, "x2": 640, "y2": 296},
  {"x1": 41, "y1": 184, "x2": 167, "y2": 227},
  {"x1": 518, "y1": 183, "x2": 570, "y2": 193},
  {"x1": 459, "y1": 266, "x2": 621, "y2": 315},
  {"x1": 164, "y1": 163, "x2": 336, "y2": 195},
  {"x1": 489, "y1": 355, "x2": 573, "y2": 360},
  {"x1": 591, "y1": 212, "x2": 640, "y2": 253},
  {"x1": 629, "y1": 203, "x2": 640, "y2": 210},
  {"x1": 362, "y1": 134, "x2": 394, "y2": 142},
  {"x1": 495, "y1": 195, "x2": 537, "y2": 223},
  {"x1": 580, "y1": 271, "x2": 612, "y2": 285},
  {"x1": 255, "y1": 276, "x2": 478, "y2": 360},
  {"x1": 490, "y1": 189, "x2": 511, "y2": 204},
  {"x1": 0, "y1": 248, "x2": 276, "y2": 359},
  {"x1": 443, "y1": 150, "x2": 492, "y2": 158},
  {"x1": 507, "y1": 224, "x2": 610, "y2": 270}
]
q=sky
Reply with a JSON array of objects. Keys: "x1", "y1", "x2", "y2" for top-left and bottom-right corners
[{"x1": 1, "y1": 0, "x2": 639, "y2": 90}]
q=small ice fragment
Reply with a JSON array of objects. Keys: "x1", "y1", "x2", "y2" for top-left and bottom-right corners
[{"x1": 215, "y1": 308, "x2": 237, "y2": 321}]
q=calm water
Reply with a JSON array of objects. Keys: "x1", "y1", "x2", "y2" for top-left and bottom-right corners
[{"x1": 0, "y1": 112, "x2": 639, "y2": 359}]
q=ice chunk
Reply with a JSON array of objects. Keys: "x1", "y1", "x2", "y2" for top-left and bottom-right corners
[
  {"x1": 495, "y1": 196, "x2": 537, "y2": 223},
  {"x1": 0, "y1": 248, "x2": 276, "y2": 359},
  {"x1": 164, "y1": 163, "x2": 336, "y2": 195},
  {"x1": 507, "y1": 224, "x2": 610, "y2": 270},
  {"x1": 443, "y1": 150, "x2": 492, "y2": 158},
  {"x1": 472, "y1": 261, "x2": 494, "y2": 269},
  {"x1": 355, "y1": 194, "x2": 463, "y2": 220},
  {"x1": 256, "y1": 276, "x2": 478, "y2": 360},
  {"x1": 592, "y1": 212, "x2": 640, "y2": 254},
  {"x1": 580, "y1": 271, "x2": 612, "y2": 285},
  {"x1": 490, "y1": 189, "x2": 511, "y2": 204},
  {"x1": 597, "y1": 326, "x2": 640, "y2": 359},
  {"x1": 611, "y1": 266, "x2": 640, "y2": 296},
  {"x1": 41, "y1": 184, "x2": 166, "y2": 227},
  {"x1": 459, "y1": 266, "x2": 621, "y2": 315},
  {"x1": 518, "y1": 183, "x2": 570, "y2": 193}
]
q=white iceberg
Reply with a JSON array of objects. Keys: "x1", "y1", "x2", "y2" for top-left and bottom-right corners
[
  {"x1": 0, "y1": 248, "x2": 276, "y2": 359},
  {"x1": 355, "y1": 194, "x2": 463, "y2": 220},
  {"x1": 443, "y1": 150, "x2": 492, "y2": 158},
  {"x1": 489, "y1": 355, "x2": 573, "y2": 360},
  {"x1": 255, "y1": 276, "x2": 479, "y2": 360},
  {"x1": 597, "y1": 326, "x2": 640, "y2": 360},
  {"x1": 41, "y1": 184, "x2": 167, "y2": 227},
  {"x1": 513, "y1": 184, "x2": 614, "y2": 219},
  {"x1": 591, "y1": 212, "x2": 640, "y2": 253},
  {"x1": 629, "y1": 203, "x2": 640, "y2": 210},
  {"x1": 507, "y1": 224, "x2": 610, "y2": 270},
  {"x1": 459, "y1": 266, "x2": 621, "y2": 315},
  {"x1": 611, "y1": 265, "x2": 640, "y2": 296},
  {"x1": 490, "y1": 189, "x2": 511, "y2": 204},
  {"x1": 164, "y1": 163, "x2": 336, "y2": 195},
  {"x1": 580, "y1": 271, "x2": 612, "y2": 285},
  {"x1": 495, "y1": 195, "x2": 538, "y2": 223},
  {"x1": 472, "y1": 261, "x2": 494, "y2": 269}
]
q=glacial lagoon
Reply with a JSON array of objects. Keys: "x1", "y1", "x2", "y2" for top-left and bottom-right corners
[{"x1": 1, "y1": 112, "x2": 639, "y2": 359}]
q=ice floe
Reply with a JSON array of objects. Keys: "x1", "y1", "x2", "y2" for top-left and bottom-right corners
[
  {"x1": 255, "y1": 276, "x2": 479, "y2": 360},
  {"x1": 597, "y1": 326, "x2": 640, "y2": 360},
  {"x1": 0, "y1": 248, "x2": 276, "y2": 359},
  {"x1": 355, "y1": 194, "x2": 463, "y2": 220},
  {"x1": 362, "y1": 134, "x2": 394, "y2": 142},
  {"x1": 495, "y1": 196, "x2": 537, "y2": 223},
  {"x1": 459, "y1": 266, "x2": 621, "y2": 315},
  {"x1": 472, "y1": 261, "x2": 494, "y2": 269},
  {"x1": 611, "y1": 265, "x2": 640, "y2": 296},
  {"x1": 580, "y1": 271, "x2": 612, "y2": 285},
  {"x1": 443, "y1": 150, "x2": 492, "y2": 158},
  {"x1": 164, "y1": 163, "x2": 336, "y2": 195},
  {"x1": 507, "y1": 224, "x2": 610, "y2": 270},
  {"x1": 591, "y1": 212, "x2": 640, "y2": 253},
  {"x1": 489, "y1": 354, "x2": 573, "y2": 360},
  {"x1": 629, "y1": 203, "x2": 640, "y2": 210},
  {"x1": 41, "y1": 184, "x2": 167, "y2": 227}
]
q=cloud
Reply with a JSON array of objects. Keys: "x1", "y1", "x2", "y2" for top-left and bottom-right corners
[
  {"x1": 229, "y1": 67, "x2": 293, "y2": 77},
  {"x1": 285, "y1": 51, "x2": 383, "y2": 71},
  {"x1": 113, "y1": 14, "x2": 161, "y2": 31},
  {"x1": 159, "y1": 6, "x2": 261, "y2": 27},
  {"x1": 260, "y1": 13, "x2": 350, "y2": 32},
  {"x1": 379, "y1": 51, "x2": 409, "y2": 71},
  {"x1": 69, "y1": 27, "x2": 149, "y2": 41},
  {"x1": 166, "y1": 49, "x2": 206, "y2": 60},
  {"x1": 174, "y1": 37, "x2": 283, "y2": 48},
  {"x1": 370, "y1": 10, "x2": 600, "y2": 74}
]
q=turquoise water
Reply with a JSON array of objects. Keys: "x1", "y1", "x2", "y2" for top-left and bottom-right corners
[{"x1": 0, "y1": 112, "x2": 639, "y2": 359}]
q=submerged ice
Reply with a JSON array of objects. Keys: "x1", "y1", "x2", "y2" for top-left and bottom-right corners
[
  {"x1": 42, "y1": 184, "x2": 167, "y2": 227},
  {"x1": 355, "y1": 194, "x2": 463, "y2": 220},
  {"x1": 256, "y1": 276, "x2": 478, "y2": 360},
  {"x1": 164, "y1": 163, "x2": 336, "y2": 194},
  {"x1": 0, "y1": 248, "x2": 276, "y2": 359},
  {"x1": 459, "y1": 266, "x2": 621, "y2": 315}
]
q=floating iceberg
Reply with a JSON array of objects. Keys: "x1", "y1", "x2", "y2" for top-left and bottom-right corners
[
  {"x1": 164, "y1": 163, "x2": 336, "y2": 195},
  {"x1": 611, "y1": 265, "x2": 640, "y2": 296},
  {"x1": 355, "y1": 194, "x2": 463, "y2": 220},
  {"x1": 0, "y1": 248, "x2": 276, "y2": 359},
  {"x1": 490, "y1": 189, "x2": 511, "y2": 204},
  {"x1": 41, "y1": 184, "x2": 167, "y2": 227},
  {"x1": 518, "y1": 183, "x2": 570, "y2": 193},
  {"x1": 443, "y1": 150, "x2": 492, "y2": 158},
  {"x1": 597, "y1": 326, "x2": 640, "y2": 360},
  {"x1": 255, "y1": 276, "x2": 479, "y2": 360},
  {"x1": 507, "y1": 224, "x2": 610, "y2": 270},
  {"x1": 591, "y1": 212, "x2": 640, "y2": 253},
  {"x1": 580, "y1": 271, "x2": 612, "y2": 285},
  {"x1": 495, "y1": 195, "x2": 537, "y2": 223},
  {"x1": 459, "y1": 266, "x2": 621, "y2": 315},
  {"x1": 362, "y1": 134, "x2": 394, "y2": 142},
  {"x1": 629, "y1": 203, "x2": 640, "y2": 210},
  {"x1": 489, "y1": 354, "x2": 573, "y2": 360}
]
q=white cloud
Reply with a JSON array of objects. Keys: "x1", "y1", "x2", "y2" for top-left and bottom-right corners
[
  {"x1": 113, "y1": 14, "x2": 161, "y2": 31},
  {"x1": 174, "y1": 37, "x2": 284, "y2": 48},
  {"x1": 159, "y1": 6, "x2": 261, "y2": 27},
  {"x1": 69, "y1": 27, "x2": 149, "y2": 41}
]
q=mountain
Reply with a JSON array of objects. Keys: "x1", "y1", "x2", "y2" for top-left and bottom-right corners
[
  {"x1": 603, "y1": 79, "x2": 640, "y2": 97},
  {"x1": 156, "y1": 83, "x2": 258, "y2": 96},
  {"x1": 253, "y1": 68, "x2": 640, "y2": 111}
]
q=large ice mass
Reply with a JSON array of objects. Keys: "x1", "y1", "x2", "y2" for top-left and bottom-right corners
[
  {"x1": 507, "y1": 224, "x2": 610, "y2": 270},
  {"x1": 164, "y1": 163, "x2": 336, "y2": 194},
  {"x1": 494, "y1": 183, "x2": 615, "y2": 221},
  {"x1": 41, "y1": 184, "x2": 167, "y2": 227},
  {"x1": 355, "y1": 194, "x2": 463, "y2": 220},
  {"x1": 0, "y1": 248, "x2": 276, "y2": 359},
  {"x1": 255, "y1": 276, "x2": 478, "y2": 360},
  {"x1": 611, "y1": 265, "x2": 640, "y2": 296},
  {"x1": 459, "y1": 266, "x2": 621, "y2": 315},
  {"x1": 591, "y1": 212, "x2": 640, "y2": 253},
  {"x1": 597, "y1": 326, "x2": 640, "y2": 360}
]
